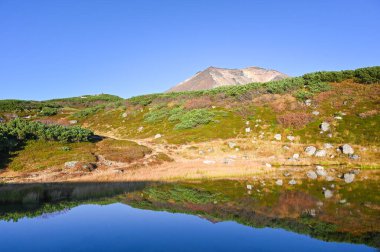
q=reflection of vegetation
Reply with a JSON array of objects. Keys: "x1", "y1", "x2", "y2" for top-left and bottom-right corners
[
  {"x1": 126, "y1": 181, "x2": 380, "y2": 248},
  {"x1": 0, "y1": 182, "x2": 148, "y2": 221},
  {"x1": 144, "y1": 184, "x2": 221, "y2": 204},
  {"x1": 0, "y1": 180, "x2": 379, "y2": 248}
]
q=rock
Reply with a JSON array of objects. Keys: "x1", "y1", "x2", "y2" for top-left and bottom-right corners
[
  {"x1": 327, "y1": 133, "x2": 332, "y2": 138},
  {"x1": 228, "y1": 141, "x2": 237, "y2": 149},
  {"x1": 324, "y1": 190, "x2": 333, "y2": 199},
  {"x1": 334, "y1": 116, "x2": 343, "y2": 120},
  {"x1": 154, "y1": 134, "x2": 162, "y2": 139},
  {"x1": 320, "y1": 122, "x2": 330, "y2": 132},
  {"x1": 344, "y1": 173, "x2": 355, "y2": 183},
  {"x1": 351, "y1": 169, "x2": 360, "y2": 175},
  {"x1": 81, "y1": 163, "x2": 96, "y2": 172},
  {"x1": 349, "y1": 154, "x2": 360, "y2": 160},
  {"x1": 315, "y1": 149, "x2": 327, "y2": 157},
  {"x1": 122, "y1": 112, "x2": 128, "y2": 118},
  {"x1": 137, "y1": 126, "x2": 144, "y2": 132},
  {"x1": 340, "y1": 144, "x2": 354, "y2": 155},
  {"x1": 283, "y1": 145, "x2": 290, "y2": 150},
  {"x1": 265, "y1": 163, "x2": 272, "y2": 168},
  {"x1": 323, "y1": 143, "x2": 333, "y2": 149},
  {"x1": 203, "y1": 160, "x2": 216, "y2": 165},
  {"x1": 64, "y1": 161, "x2": 78, "y2": 168},
  {"x1": 310, "y1": 209, "x2": 316, "y2": 217},
  {"x1": 223, "y1": 158, "x2": 234, "y2": 165},
  {"x1": 339, "y1": 199, "x2": 347, "y2": 204},
  {"x1": 245, "y1": 127, "x2": 251, "y2": 133},
  {"x1": 316, "y1": 166, "x2": 327, "y2": 177},
  {"x1": 274, "y1": 134, "x2": 282, "y2": 141},
  {"x1": 306, "y1": 171, "x2": 318, "y2": 180},
  {"x1": 305, "y1": 99, "x2": 312, "y2": 106},
  {"x1": 305, "y1": 146, "x2": 317, "y2": 156},
  {"x1": 283, "y1": 172, "x2": 291, "y2": 177},
  {"x1": 199, "y1": 150, "x2": 205, "y2": 155},
  {"x1": 288, "y1": 179, "x2": 297, "y2": 185},
  {"x1": 326, "y1": 176, "x2": 334, "y2": 182},
  {"x1": 69, "y1": 120, "x2": 78, "y2": 124},
  {"x1": 312, "y1": 111, "x2": 320, "y2": 116},
  {"x1": 317, "y1": 201, "x2": 324, "y2": 207},
  {"x1": 246, "y1": 121, "x2": 250, "y2": 125},
  {"x1": 246, "y1": 185, "x2": 253, "y2": 190},
  {"x1": 287, "y1": 135, "x2": 295, "y2": 141},
  {"x1": 292, "y1": 153, "x2": 300, "y2": 160},
  {"x1": 275, "y1": 179, "x2": 283, "y2": 186}
]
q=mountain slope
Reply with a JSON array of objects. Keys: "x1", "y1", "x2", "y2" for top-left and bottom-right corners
[{"x1": 167, "y1": 66, "x2": 288, "y2": 92}]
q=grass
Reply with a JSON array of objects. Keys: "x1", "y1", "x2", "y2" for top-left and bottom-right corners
[
  {"x1": 96, "y1": 138, "x2": 152, "y2": 163},
  {"x1": 8, "y1": 140, "x2": 96, "y2": 171}
]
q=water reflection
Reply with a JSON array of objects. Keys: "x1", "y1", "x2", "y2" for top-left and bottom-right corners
[{"x1": 0, "y1": 180, "x2": 379, "y2": 250}]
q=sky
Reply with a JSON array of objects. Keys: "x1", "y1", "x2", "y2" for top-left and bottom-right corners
[{"x1": 0, "y1": 0, "x2": 379, "y2": 100}]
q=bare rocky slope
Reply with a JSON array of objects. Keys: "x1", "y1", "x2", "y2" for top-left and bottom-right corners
[{"x1": 167, "y1": 66, "x2": 288, "y2": 92}]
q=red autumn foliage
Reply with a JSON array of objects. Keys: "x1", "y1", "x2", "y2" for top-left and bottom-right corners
[{"x1": 277, "y1": 112, "x2": 313, "y2": 129}]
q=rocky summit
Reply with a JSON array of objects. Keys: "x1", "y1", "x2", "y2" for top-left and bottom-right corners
[{"x1": 167, "y1": 66, "x2": 288, "y2": 92}]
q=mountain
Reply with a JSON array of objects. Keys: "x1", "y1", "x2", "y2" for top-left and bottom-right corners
[{"x1": 167, "y1": 66, "x2": 289, "y2": 92}]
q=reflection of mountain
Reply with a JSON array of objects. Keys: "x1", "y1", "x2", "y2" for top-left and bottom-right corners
[
  {"x1": 0, "y1": 182, "x2": 379, "y2": 248},
  {"x1": 0, "y1": 182, "x2": 149, "y2": 221}
]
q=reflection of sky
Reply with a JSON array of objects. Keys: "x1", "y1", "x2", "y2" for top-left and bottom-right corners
[{"x1": 0, "y1": 203, "x2": 375, "y2": 252}]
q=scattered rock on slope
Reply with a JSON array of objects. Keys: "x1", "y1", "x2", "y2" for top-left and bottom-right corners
[
  {"x1": 340, "y1": 144, "x2": 354, "y2": 155},
  {"x1": 305, "y1": 146, "x2": 317, "y2": 156},
  {"x1": 320, "y1": 122, "x2": 330, "y2": 132}
]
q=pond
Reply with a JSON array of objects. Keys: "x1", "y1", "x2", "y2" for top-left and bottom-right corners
[{"x1": 0, "y1": 181, "x2": 378, "y2": 252}]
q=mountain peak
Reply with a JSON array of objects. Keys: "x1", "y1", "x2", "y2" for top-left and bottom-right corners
[{"x1": 167, "y1": 66, "x2": 288, "y2": 92}]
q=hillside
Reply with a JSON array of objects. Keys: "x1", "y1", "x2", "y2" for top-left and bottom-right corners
[
  {"x1": 0, "y1": 66, "x2": 380, "y2": 182},
  {"x1": 167, "y1": 66, "x2": 288, "y2": 92}
]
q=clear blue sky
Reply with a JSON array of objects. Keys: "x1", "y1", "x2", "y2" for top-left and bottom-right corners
[{"x1": 1, "y1": 0, "x2": 379, "y2": 100}]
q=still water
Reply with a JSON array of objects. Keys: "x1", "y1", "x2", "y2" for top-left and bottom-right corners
[{"x1": 0, "y1": 182, "x2": 378, "y2": 251}]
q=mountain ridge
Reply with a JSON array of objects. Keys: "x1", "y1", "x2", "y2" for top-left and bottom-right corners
[{"x1": 167, "y1": 66, "x2": 289, "y2": 92}]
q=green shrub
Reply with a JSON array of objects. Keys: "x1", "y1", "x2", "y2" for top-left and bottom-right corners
[
  {"x1": 143, "y1": 108, "x2": 170, "y2": 123},
  {"x1": 266, "y1": 77, "x2": 304, "y2": 94},
  {"x1": 39, "y1": 107, "x2": 59, "y2": 116},
  {"x1": 168, "y1": 107, "x2": 185, "y2": 122},
  {"x1": 48, "y1": 94, "x2": 124, "y2": 108},
  {"x1": 306, "y1": 81, "x2": 330, "y2": 93},
  {"x1": 354, "y1": 66, "x2": 380, "y2": 84},
  {"x1": 73, "y1": 105, "x2": 105, "y2": 118},
  {"x1": 295, "y1": 90, "x2": 313, "y2": 100},
  {"x1": 174, "y1": 109, "x2": 214, "y2": 130},
  {"x1": 0, "y1": 119, "x2": 93, "y2": 154}
]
